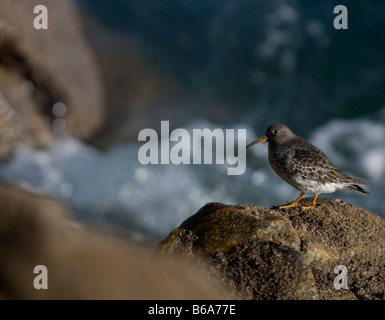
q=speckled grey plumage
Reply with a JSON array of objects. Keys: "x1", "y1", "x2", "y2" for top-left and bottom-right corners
[{"x1": 250, "y1": 124, "x2": 369, "y2": 195}]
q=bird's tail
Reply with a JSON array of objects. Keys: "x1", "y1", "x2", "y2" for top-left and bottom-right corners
[
  {"x1": 341, "y1": 173, "x2": 369, "y2": 194},
  {"x1": 346, "y1": 184, "x2": 370, "y2": 194}
]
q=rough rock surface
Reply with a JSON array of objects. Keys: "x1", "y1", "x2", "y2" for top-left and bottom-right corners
[
  {"x1": 0, "y1": 0, "x2": 105, "y2": 159},
  {"x1": 155, "y1": 198, "x2": 385, "y2": 300},
  {"x1": 0, "y1": 182, "x2": 227, "y2": 299}
]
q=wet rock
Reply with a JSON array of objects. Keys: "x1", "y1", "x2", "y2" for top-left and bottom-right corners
[
  {"x1": 155, "y1": 198, "x2": 385, "y2": 300},
  {"x1": 0, "y1": 0, "x2": 105, "y2": 159},
  {"x1": 0, "y1": 182, "x2": 227, "y2": 299}
]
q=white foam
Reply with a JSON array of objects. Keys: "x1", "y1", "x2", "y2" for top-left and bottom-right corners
[
  {"x1": 0, "y1": 137, "x2": 235, "y2": 239},
  {"x1": 0, "y1": 117, "x2": 383, "y2": 242}
]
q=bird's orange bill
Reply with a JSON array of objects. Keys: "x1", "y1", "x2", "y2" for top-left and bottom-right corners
[{"x1": 246, "y1": 135, "x2": 268, "y2": 148}]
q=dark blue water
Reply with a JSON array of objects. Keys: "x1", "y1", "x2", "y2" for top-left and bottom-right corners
[
  {"x1": 0, "y1": 1, "x2": 384, "y2": 244},
  {"x1": 77, "y1": 0, "x2": 385, "y2": 136}
]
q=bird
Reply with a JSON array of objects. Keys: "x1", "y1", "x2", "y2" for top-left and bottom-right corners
[{"x1": 247, "y1": 124, "x2": 369, "y2": 210}]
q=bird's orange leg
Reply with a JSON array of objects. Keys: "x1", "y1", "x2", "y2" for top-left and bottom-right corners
[
  {"x1": 275, "y1": 192, "x2": 306, "y2": 209},
  {"x1": 300, "y1": 193, "x2": 318, "y2": 210}
]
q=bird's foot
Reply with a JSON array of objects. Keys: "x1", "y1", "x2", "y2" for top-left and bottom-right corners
[
  {"x1": 298, "y1": 203, "x2": 315, "y2": 210},
  {"x1": 273, "y1": 193, "x2": 318, "y2": 210},
  {"x1": 300, "y1": 194, "x2": 318, "y2": 210},
  {"x1": 274, "y1": 202, "x2": 315, "y2": 210},
  {"x1": 274, "y1": 202, "x2": 300, "y2": 210},
  {"x1": 273, "y1": 192, "x2": 306, "y2": 210}
]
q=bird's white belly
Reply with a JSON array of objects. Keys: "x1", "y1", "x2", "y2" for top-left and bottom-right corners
[{"x1": 293, "y1": 176, "x2": 347, "y2": 194}]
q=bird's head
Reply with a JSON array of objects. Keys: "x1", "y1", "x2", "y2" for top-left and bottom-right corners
[{"x1": 247, "y1": 124, "x2": 295, "y2": 148}]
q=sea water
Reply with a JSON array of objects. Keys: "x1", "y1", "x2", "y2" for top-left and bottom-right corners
[{"x1": 0, "y1": 116, "x2": 383, "y2": 244}]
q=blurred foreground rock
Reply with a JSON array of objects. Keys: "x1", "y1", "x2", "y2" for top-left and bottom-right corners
[
  {"x1": 0, "y1": 0, "x2": 105, "y2": 159},
  {"x1": 0, "y1": 182, "x2": 227, "y2": 299},
  {"x1": 156, "y1": 199, "x2": 385, "y2": 300}
]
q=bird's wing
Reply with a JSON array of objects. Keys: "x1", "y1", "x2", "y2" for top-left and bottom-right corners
[{"x1": 289, "y1": 142, "x2": 343, "y2": 184}]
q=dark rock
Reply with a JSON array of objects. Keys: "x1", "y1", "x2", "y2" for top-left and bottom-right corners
[
  {"x1": 0, "y1": 0, "x2": 105, "y2": 159},
  {"x1": 155, "y1": 198, "x2": 385, "y2": 300},
  {"x1": 0, "y1": 182, "x2": 227, "y2": 299}
]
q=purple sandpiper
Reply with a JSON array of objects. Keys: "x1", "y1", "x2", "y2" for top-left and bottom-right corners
[{"x1": 247, "y1": 124, "x2": 369, "y2": 210}]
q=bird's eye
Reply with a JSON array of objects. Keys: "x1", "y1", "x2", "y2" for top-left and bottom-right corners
[{"x1": 273, "y1": 129, "x2": 279, "y2": 135}]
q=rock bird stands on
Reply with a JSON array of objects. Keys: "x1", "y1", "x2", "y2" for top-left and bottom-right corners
[{"x1": 247, "y1": 124, "x2": 369, "y2": 210}]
